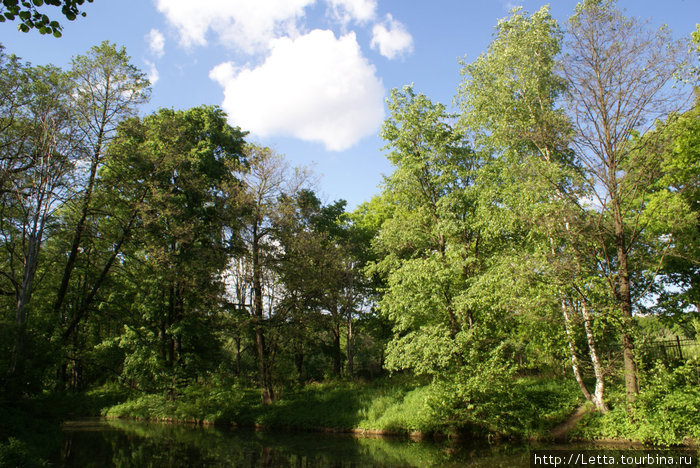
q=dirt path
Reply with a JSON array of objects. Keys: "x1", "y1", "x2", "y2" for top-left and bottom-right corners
[{"x1": 550, "y1": 405, "x2": 589, "y2": 440}]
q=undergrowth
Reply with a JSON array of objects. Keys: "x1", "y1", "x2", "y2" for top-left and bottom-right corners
[
  {"x1": 104, "y1": 376, "x2": 580, "y2": 439},
  {"x1": 571, "y1": 360, "x2": 700, "y2": 445}
]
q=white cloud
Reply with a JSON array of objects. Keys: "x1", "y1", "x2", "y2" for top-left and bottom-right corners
[
  {"x1": 370, "y1": 14, "x2": 413, "y2": 60},
  {"x1": 210, "y1": 30, "x2": 384, "y2": 151},
  {"x1": 326, "y1": 0, "x2": 376, "y2": 24},
  {"x1": 144, "y1": 60, "x2": 159, "y2": 85},
  {"x1": 155, "y1": 0, "x2": 314, "y2": 53},
  {"x1": 146, "y1": 29, "x2": 165, "y2": 58}
]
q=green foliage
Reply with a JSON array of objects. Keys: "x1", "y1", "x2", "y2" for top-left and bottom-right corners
[
  {"x1": 0, "y1": 386, "x2": 128, "y2": 467},
  {"x1": 457, "y1": 5, "x2": 569, "y2": 157},
  {"x1": 0, "y1": 437, "x2": 47, "y2": 468},
  {"x1": 573, "y1": 360, "x2": 700, "y2": 444},
  {"x1": 0, "y1": 4, "x2": 697, "y2": 450},
  {"x1": 373, "y1": 86, "x2": 481, "y2": 379},
  {"x1": 637, "y1": 102, "x2": 700, "y2": 317},
  {"x1": 0, "y1": 0, "x2": 94, "y2": 36},
  {"x1": 357, "y1": 385, "x2": 438, "y2": 433},
  {"x1": 104, "y1": 376, "x2": 581, "y2": 440},
  {"x1": 94, "y1": 105, "x2": 247, "y2": 393}
]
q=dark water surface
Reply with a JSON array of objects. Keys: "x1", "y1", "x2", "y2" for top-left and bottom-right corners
[
  {"x1": 52, "y1": 419, "x2": 534, "y2": 467},
  {"x1": 49, "y1": 419, "x2": 640, "y2": 467}
]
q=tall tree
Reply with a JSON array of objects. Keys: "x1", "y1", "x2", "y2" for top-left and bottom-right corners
[
  {"x1": 456, "y1": 5, "x2": 609, "y2": 412},
  {"x1": 372, "y1": 85, "x2": 478, "y2": 377},
  {"x1": 1, "y1": 63, "x2": 74, "y2": 392},
  {"x1": 0, "y1": 47, "x2": 32, "y2": 196},
  {"x1": 103, "y1": 106, "x2": 246, "y2": 393},
  {"x1": 52, "y1": 41, "x2": 149, "y2": 336},
  {"x1": 562, "y1": 0, "x2": 693, "y2": 403},
  {"x1": 229, "y1": 145, "x2": 311, "y2": 403}
]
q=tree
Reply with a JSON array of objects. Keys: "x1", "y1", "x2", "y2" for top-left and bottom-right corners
[
  {"x1": 372, "y1": 85, "x2": 479, "y2": 378},
  {"x1": 103, "y1": 106, "x2": 246, "y2": 393},
  {"x1": 562, "y1": 0, "x2": 693, "y2": 404},
  {"x1": 0, "y1": 0, "x2": 94, "y2": 37},
  {"x1": 629, "y1": 100, "x2": 699, "y2": 321},
  {"x1": 52, "y1": 41, "x2": 150, "y2": 341},
  {"x1": 274, "y1": 190, "x2": 370, "y2": 379},
  {"x1": 273, "y1": 190, "x2": 346, "y2": 380},
  {"x1": 227, "y1": 144, "x2": 311, "y2": 403},
  {"x1": 1, "y1": 63, "x2": 74, "y2": 393},
  {"x1": 0, "y1": 47, "x2": 32, "y2": 196},
  {"x1": 456, "y1": 5, "x2": 609, "y2": 412}
]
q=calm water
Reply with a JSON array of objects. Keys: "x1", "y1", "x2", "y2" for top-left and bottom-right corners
[
  {"x1": 50, "y1": 419, "x2": 687, "y2": 468},
  {"x1": 52, "y1": 419, "x2": 534, "y2": 467}
]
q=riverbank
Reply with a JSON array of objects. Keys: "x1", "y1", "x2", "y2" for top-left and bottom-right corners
[
  {"x1": 102, "y1": 372, "x2": 700, "y2": 447},
  {"x1": 0, "y1": 386, "x2": 126, "y2": 467},
  {"x1": 4, "y1": 371, "x2": 698, "y2": 467},
  {"x1": 103, "y1": 377, "x2": 582, "y2": 440}
]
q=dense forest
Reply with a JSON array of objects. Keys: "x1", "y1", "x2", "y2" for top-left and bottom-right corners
[{"x1": 1, "y1": 1, "x2": 699, "y2": 463}]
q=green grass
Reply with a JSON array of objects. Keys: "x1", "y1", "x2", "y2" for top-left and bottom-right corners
[
  {"x1": 571, "y1": 360, "x2": 700, "y2": 445},
  {"x1": 103, "y1": 363, "x2": 700, "y2": 445},
  {"x1": 104, "y1": 376, "x2": 581, "y2": 439}
]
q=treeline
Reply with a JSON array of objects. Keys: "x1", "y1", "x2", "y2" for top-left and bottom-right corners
[
  {"x1": 1, "y1": 0, "x2": 698, "y2": 442},
  {"x1": 365, "y1": 0, "x2": 698, "y2": 418},
  {"x1": 0, "y1": 41, "x2": 383, "y2": 403}
]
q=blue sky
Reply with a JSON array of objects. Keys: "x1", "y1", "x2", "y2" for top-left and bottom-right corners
[{"x1": 1, "y1": 0, "x2": 698, "y2": 210}]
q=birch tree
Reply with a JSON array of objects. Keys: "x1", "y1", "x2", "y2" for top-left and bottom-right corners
[
  {"x1": 562, "y1": 0, "x2": 693, "y2": 404},
  {"x1": 456, "y1": 6, "x2": 609, "y2": 411}
]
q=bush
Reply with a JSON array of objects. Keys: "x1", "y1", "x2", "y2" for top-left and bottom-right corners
[{"x1": 572, "y1": 360, "x2": 700, "y2": 445}]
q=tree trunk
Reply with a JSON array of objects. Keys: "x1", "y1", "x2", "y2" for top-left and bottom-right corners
[
  {"x1": 7, "y1": 226, "x2": 42, "y2": 387},
  {"x1": 295, "y1": 349, "x2": 304, "y2": 385},
  {"x1": 612, "y1": 193, "x2": 639, "y2": 403},
  {"x1": 332, "y1": 321, "x2": 342, "y2": 378},
  {"x1": 346, "y1": 314, "x2": 354, "y2": 378},
  {"x1": 252, "y1": 224, "x2": 273, "y2": 404},
  {"x1": 561, "y1": 298, "x2": 593, "y2": 404},
  {"x1": 235, "y1": 336, "x2": 241, "y2": 377},
  {"x1": 580, "y1": 301, "x2": 608, "y2": 413}
]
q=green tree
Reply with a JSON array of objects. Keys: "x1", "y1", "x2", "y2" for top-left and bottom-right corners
[
  {"x1": 630, "y1": 101, "x2": 699, "y2": 320},
  {"x1": 226, "y1": 144, "x2": 312, "y2": 403},
  {"x1": 0, "y1": 0, "x2": 94, "y2": 37},
  {"x1": 0, "y1": 47, "x2": 32, "y2": 196},
  {"x1": 562, "y1": 0, "x2": 693, "y2": 404},
  {"x1": 456, "y1": 6, "x2": 610, "y2": 412},
  {"x1": 52, "y1": 41, "x2": 150, "y2": 341},
  {"x1": 101, "y1": 106, "x2": 246, "y2": 393},
  {"x1": 0, "y1": 63, "x2": 74, "y2": 393},
  {"x1": 274, "y1": 190, "x2": 370, "y2": 379},
  {"x1": 371, "y1": 85, "x2": 480, "y2": 378},
  {"x1": 273, "y1": 190, "x2": 345, "y2": 380}
]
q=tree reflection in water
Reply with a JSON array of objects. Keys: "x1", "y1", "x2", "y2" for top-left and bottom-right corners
[{"x1": 57, "y1": 419, "x2": 531, "y2": 467}]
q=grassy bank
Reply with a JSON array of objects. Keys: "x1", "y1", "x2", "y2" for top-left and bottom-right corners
[
  {"x1": 570, "y1": 362, "x2": 700, "y2": 445},
  {"x1": 104, "y1": 376, "x2": 582, "y2": 440},
  {"x1": 103, "y1": 362, "x2": 700, "y2": 446}
]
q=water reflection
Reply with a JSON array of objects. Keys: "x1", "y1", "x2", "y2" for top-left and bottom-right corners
[{"x1": 56, "y1": 419, "x2": 533, "y2": 467}]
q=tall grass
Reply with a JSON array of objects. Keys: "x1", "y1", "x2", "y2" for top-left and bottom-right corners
[{"x1": 104, "y1": 376, "x2": 580, "y2": 439}]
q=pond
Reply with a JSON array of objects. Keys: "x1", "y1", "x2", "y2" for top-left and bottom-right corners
[{"x1": 50, "y1": 419, "x2": 693, "y2": 468}]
